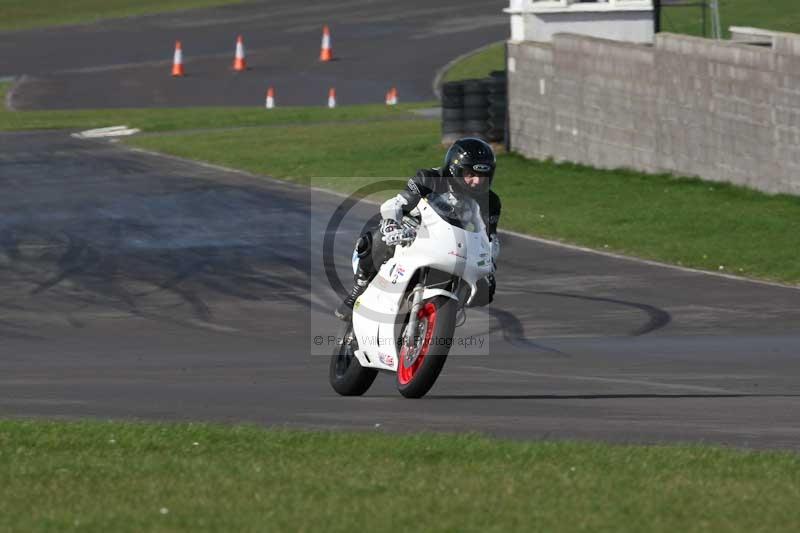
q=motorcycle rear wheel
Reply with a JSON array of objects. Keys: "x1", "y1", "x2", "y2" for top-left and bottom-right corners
[
  {"x1": 329, "y1": 322, "x2": 378, "y2": 396},
  {"x1": 396, "y1": 296, "x2": 457, "y2": 398}
]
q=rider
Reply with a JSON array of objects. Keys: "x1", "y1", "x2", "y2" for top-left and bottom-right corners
[{"x1": 335, "y1": 137, "x2": 502, "y2": 321}]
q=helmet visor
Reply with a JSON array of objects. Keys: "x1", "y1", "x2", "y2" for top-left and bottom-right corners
[{"x1": 458, "y1": 163, "x2": 494, "y2": 193}]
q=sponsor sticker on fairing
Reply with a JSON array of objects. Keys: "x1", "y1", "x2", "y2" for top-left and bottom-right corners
[{"x1": 390, "y1": 264, "x2": 406, "y2": 284}]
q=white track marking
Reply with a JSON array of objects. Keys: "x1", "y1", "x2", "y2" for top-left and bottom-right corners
[
  {"x1": 461, "y1": 365, "x2": 738, "y2": 394},
  {"x1": 72, "y1": 126, "x2": 140, "y2": 139}
]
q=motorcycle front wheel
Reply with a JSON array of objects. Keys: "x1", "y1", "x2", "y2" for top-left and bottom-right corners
[
  {"x1": 329, "y1": 322, "x2": 378, "y2": 396},
  {"x1": 397, "y1": 296, "x2": 457, "y2": 398}
]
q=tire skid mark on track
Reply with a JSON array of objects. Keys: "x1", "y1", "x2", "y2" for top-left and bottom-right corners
[
  {"x1": 0, "y1": 170, "x2": 315, "y2": 334},
  {"x1": 532, "y1": 291, "x2": 672, "y2": 337},
  {"x1": 483, "y1": 307, "x2": 568, "y2": 357}
]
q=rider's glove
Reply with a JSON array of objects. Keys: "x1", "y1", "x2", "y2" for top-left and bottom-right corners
[
  {"x1": 401, "y1": 226, "x2": 417, "y2": 246},
  {"x1": 381, "y1": 219, "x2": 416, "y2": 247}
]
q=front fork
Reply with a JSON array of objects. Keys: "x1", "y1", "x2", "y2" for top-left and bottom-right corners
[
  {"x1": 403, "y1": 282, "x2": 426, "y2": 352},
  {"x1": 403, "y1": 269, "x2": 461, "y2": 355}
]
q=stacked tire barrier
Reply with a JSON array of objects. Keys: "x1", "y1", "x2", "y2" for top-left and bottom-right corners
[
  {"x1": 440, "y1": 70, "x2": 506, "y2": 145},
  {"x1": 441, "y1": 81, "x2": 465, "y2": 144},
  {"x1": 485, "y1": 70, "x2": 507, "y2": 144}
]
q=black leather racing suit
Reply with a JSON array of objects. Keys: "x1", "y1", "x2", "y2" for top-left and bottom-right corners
[{"x1": 353, "y1": 168, "x2": 501, "y2": 305}]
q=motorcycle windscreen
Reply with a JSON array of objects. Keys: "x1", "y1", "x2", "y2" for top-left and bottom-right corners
[{"x1": 425, "y1": 193, "x2": 485, "y2": 233}]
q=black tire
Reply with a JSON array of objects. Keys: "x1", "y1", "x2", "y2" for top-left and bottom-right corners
[
  {"x1": 441, "y1": 81, "x2": 464, "y2": 96},
  {"x1": 463, "y1": 94, "x2": 488, "y2": 108},
  {"x1": 442, "y1": 107, "x2": 465, "y2": 121},
  {"x1": 396, "y1": 296, "x2": 458, "y2": 398},
  {"x1": 488, "y1": 116, "x2": 506, "y2": 129},
  {"x1": 462, "y1": 79, "x2": 486, "y2": 95},
  {"x1": 441, "y1": 95, "x2": 464, "y2": 108},
  {"x1": 329, "y1": 322, "x2": 378, "y2": 396},
  {"x1": 485, "y1": 129, "x2": 504, "y2": 142},
  {"x1": 484, "y1": 78, "x2": 507, "y2": 95},
  {"x1": 487, "y1": 121, "x2": 505, "y2": 134},
  {"x1": 463, "y1": 107, "x2": 489, "y2": 121},
  {"x1": 464, "y1": 119, "x2": 488, "y2": 134},
  {"x1": 487, "y1": 113, "x2": 506, "y2": 125},
  {"x1": 487, "y1": 94, "x2": 507, "y2": 106},
  {"x1": 442, "y1": 121, "x2": 465, "y2": 134}
]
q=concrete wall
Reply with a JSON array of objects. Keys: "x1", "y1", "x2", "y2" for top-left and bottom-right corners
[{"x1": 508, "y1": 32, "x2": 800, "y2": 195}]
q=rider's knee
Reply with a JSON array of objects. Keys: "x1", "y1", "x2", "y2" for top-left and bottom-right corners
[{"x1": 355, "y1": 233, "x2": 372, "y2": 258}]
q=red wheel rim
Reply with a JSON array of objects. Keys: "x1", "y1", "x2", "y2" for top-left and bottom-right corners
[{"x1": 398, "y1": 302, "x2": 437, "y2": 386}]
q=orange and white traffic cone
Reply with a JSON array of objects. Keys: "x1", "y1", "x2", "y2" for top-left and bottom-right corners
[
  {"x1": 233, "y1": 35, "x2": 247, "y2": 71},
  {"x1": 327, "y1": 87, "x2": 336, "y2": 108},
  {"x1": 265, "y1": 87, "x2": 275, "y2": 109},
  {"x1": 319, "y1": 25, "x2": 333, "y2": 62},
  {"x1": 171, "y1": 40, "x2": 185, "y2": 77},
  {"x1": 386, "y1": 87, "x2": 398, "y2": 106}
]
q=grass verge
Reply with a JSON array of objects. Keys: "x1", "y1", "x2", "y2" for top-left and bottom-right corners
[
  {"x1": 126, "y1": 118, "x2": 800, "y2": 284},
  {"x1": 441, "y1": 42, "x2": 505, "y2": 83},
  {"x1": 1, "y1": 420, "x2": 798, "y2": 532},
  {"x1": 660, "y1": 0, "x2": 800, "y2": 38},
  {"x1": 0, "y1": 0, "x2": 251, "y2": 32},
  {"x1": 0, "y1": 81, "x2": 431, "y2": 132}
]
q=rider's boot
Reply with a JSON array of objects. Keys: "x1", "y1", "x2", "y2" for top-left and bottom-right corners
[{"x1": 335, "y1": 270, "x2": 370, "y2": 321}]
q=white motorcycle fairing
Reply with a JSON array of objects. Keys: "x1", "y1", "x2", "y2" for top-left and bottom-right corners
[{"x1": 351, "y1": 195, "x2": 494, "y2": 372}]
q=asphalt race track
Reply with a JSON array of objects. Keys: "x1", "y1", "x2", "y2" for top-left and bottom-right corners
[
  {"x1": 1, "y1": 2, "x2": 799, "y2": 449},
  {"x1": 0, "y1": 0, "x2": 508, "y2": 109},
  {"x1": 1, "y1": 131, "x2": 799, "y2": 449}
]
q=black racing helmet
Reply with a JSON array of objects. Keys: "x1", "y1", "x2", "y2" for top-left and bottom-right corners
[{"x1": 442, "y1": 137, "x2": 496, "y2": 196}]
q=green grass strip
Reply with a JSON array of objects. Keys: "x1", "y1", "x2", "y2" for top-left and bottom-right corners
[
  {"x1": 127, "y1": 118, "x2": 800, "y2": 284},
  {"x1": 660, "y1": 0, "x2": 800, "y2": 38},
  {"x1": 441, "y1": 42, "x2": 505, "y2": 83},
  {"x1": 0, "y1": 420, "x2": 798, "y2": 532},
  {"x1": 0, "y1": 82, "x2": 432, "y2": 132},
  {"x1": 0, "y1": 0, "x2": 252, "y2": 32}
]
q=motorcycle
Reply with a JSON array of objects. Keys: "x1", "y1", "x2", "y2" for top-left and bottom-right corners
[{"x1": 329, "y1": 192, "x2": 494, "y2": 398}]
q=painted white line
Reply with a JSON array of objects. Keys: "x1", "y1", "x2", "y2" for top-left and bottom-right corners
[
  {"x1": 500, "y1": 228, "x2": 800, "y2": 292},
  {"x1": 461, "y1": 365, "x2": 738, "y2": 394},
  {"x1": 121, "y1": 147, "x2": 800, "y2": 293},
  {"x1": 79, "y1": 125, "x2": 129, "y2": 134},
  {"x1": 0, "y1": 398, "x2": 88, "y2": 406},
  {"x1": 72, "y1": 126, "x2": 141, "y2": 139},
  {"x1": 125, "y1": 146, "x2": 306, "y2": 194},
  {"x1": 3, "y1": 74, "x2": 25, "y2": 112}
]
